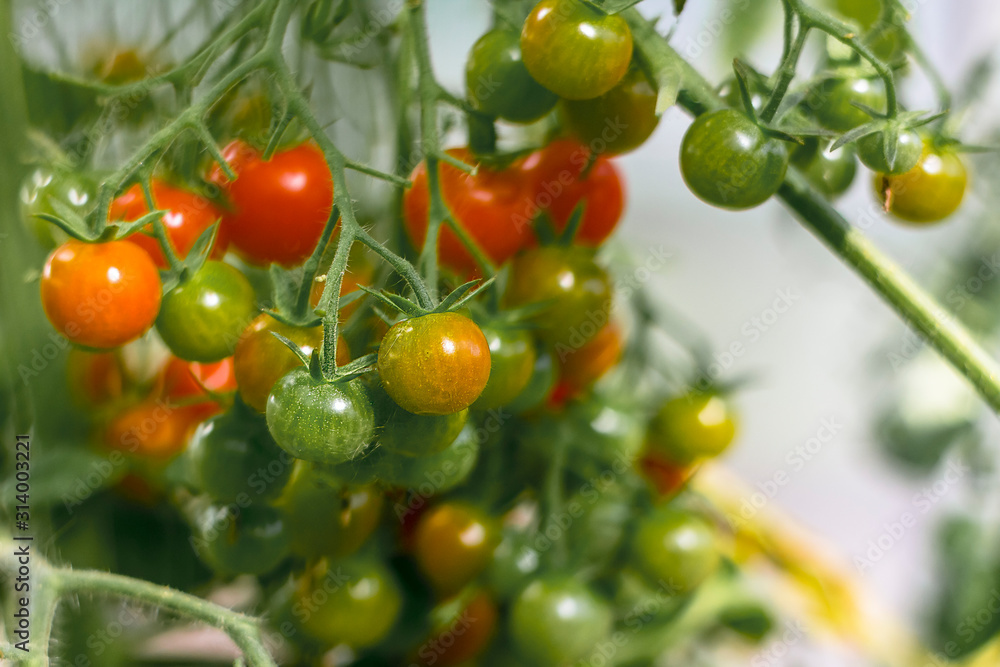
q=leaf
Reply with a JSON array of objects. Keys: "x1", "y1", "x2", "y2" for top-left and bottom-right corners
[
  {"x1": 108, "y1": 209, "x2": 165, "y2": 240},
  {"x1": 34, "y1": 212, "x2": 95, "y2": 242},
  {"x1": 674, "y1": 0, "x2": 687, "y2": 14},
  {"x1": 358, "y1": 285, "x2": 426, "y2": 318},
  {"x1": 655, "y1": 62, "x2": 682, "y2": 114},
  {"x1": 731, "y1": 59, "x2": 760, "y2": 122},
  {"x1": 558, "y1": 201, "x2": 587, "y2": 246},
  {"x1": 180, "y1": 221, "x2": 221, "y2": 276},
  {"x1": 883, "y1": 124, "x2": 899, "y2": 171},
  {"x1": 270, "y1": 263, "x2": 306, "y2": 317},
  {"x1": 830, "y1": 119, "x2": 885, "y2": 151},
  {"x1": 435, "y1": 277, "x2": 497, "y2": 313},
  {"x1": 338, "y1": 353, "x2": 377, "y2": 375},
  {"x1": 270, "y1": 331, "x2": 312, "y2": 367}
]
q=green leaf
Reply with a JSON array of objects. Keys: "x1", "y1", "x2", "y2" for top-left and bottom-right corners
[
  {"x1": 34, "y1": 212, "x2": 96, "y2": 242},
  {"x1": 179, "y1": 221, "x2": 221, "y2": 276},
  {"x1": 108, "y1": 209, "x2": 166, "y2": 241},
  {"x1": 883, "y1": 124, "x2": 899, "y2": 171},
  {"x1": 270, "y1": 263, "x2": 306, "y2": 319},
  {"x1": 358, "y1": 284, "x2": 426, "y2": 318},
  {"x1": 830, "y1": 119, "x2": 885, "y2": 151},
  {"x1": 655, "y1": 62, "x2": 682, "y2": 114},
  {"x1": 434, "y1": 277, "x2": 497, "y2": 314},
  {"x1": 270, "y1": 331, "x2": 312, "y2": 367},
  {"x1": 558, "y1": 201, "x2": 587, "y2": 246},
  {"x1": 674, "y1": 0, "x2": 687, "y2": 14}
]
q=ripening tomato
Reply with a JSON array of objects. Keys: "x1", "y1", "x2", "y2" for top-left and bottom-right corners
[
  {"x1": 233, "y1": 314, "x2": 347, "y2": 412},
  {"x1": 639, "y1": 454, "x2": 694, "y2": 499},
  {"x1": 562, "y1": 66, "x2": 660, "y2": 155},
  {"x1": 161, "y1": 356, "x2": 237, "y2": 422},
  {"x1": 378, "y1": 313, "x2": 491, "y2": 416},
  {"x1": 41, "y1": 240, "x2": 161, "y2": 349},
  {"x1": 418, "y1": 590, "x2": 498, "y2": 666},
  {"x1": 646, "y1": 393, "x2": 738, "y2": 465},
  {"x1": 156, "y1": 261, "x2": 258, "y2": 362},
  {"x1": 631, "y1": 507, "x2": 720, "y2": 593},
  {"x1": 520, "y1": 0, "x2": 633, "y2": 100},
  {"x1": 466, "y1": 29, "x2": 558, "y2": 123},
  {"x1": 66, "y1": 349, "x2": 125, "y2": 409},
  {"x1": 403, "y1": 148, "x2": 536, "y2": 277},
  {"x1": 471, "y1": 326, "x2": 536, "y2": 410},
  {"x1": 111, "y1": 180, "x2": 228, "y2": 268},
  {"x1": 104, "y1": 398, "x2": 200, "y2": 459},
  {"x1": 212, "y1": 141, "x2": 334, "y2": 267},
  {"x1": 876, "y1": 147, "x2": 968, "y2": 224},
  {"x1": 503, "y1": 246, "x2": 612, "y2": 347},
  {"x1": 556, "y1": 321, "x2": 623, "y2": 393},
  {"x1": 519, "y1": 139, "x2": 625, "y2": 246},
  {"x1": 413, "y1": 502, "x2": 500, "y2": 596}
]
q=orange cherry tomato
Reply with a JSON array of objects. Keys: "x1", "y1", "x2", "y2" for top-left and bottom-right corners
[
  {"x1": 413, "y1": 503, "x2": 499, "y2": 596},
  {"x1": 556, "y1": 321, "x2": 623, "y2": 394},
  {"x1": 417, "y1": 590, "x2": 498, "y2": 666},
  {"x1": 639, "y1": 454, "x2": 695, "y2": 499},
  {"x1": 41, "y1": 239, "x2": 161, "y2": 349},
  {"x1": 161, "y1": 356, "x2": 237, "y2": 422},
  {"x1": 104, "y1": 398, "x2": 200, "y2": 459}
]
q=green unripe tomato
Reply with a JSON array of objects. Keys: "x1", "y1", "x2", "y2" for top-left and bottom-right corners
[
  {"x1": 472, "y1": 326, "x2": 536, "y2": 410},
  {"x1": 680, "y1": 109, "x2": 789, "y2": 210},
  {"x1": 506, "y1": 347, "x2": 557, "y2": 413},
  {"x1": 646, "y1": 392, "x2": 737, "y2": 465},
  {"x1": 561, "y1": 66, "x2": 660, "y2": 155},
  {"x1": 295, "y1": 557, "x2": 402, "y2": 649},
  {"x1": 810, "y1": 77, "x2": 886, "y2": 131},
  {"x1": 792, "y1": 139, "x2": 858, "y2": 198},
  {"x1": 510, "y1": 576, "x2": 613, "y2": 665},
  {"x1": 371, "y1": 380, "x2": 468, "y2": 457},
  {"x1": 631, "y1": 507, "x2": 720, "y2": 593},
  {"x1": 156, "y1": 261, "x2": 258, "y2": 362},
  {"x1": 520, "y1": 0, "x2": 633, "y2": 100},
  {"x1": 187, "y1": 406, "x2": 292, "y2": 502},
  {"x1": 856, "y1": 128, "x2": 922, "y2": 175},
  {"x1": 266, "y1": 367, "x2": 376, "y2": 465},
  {"x1": 192, "y1": 503, "x2": 290, "y2": 575},
  {"x1": 376, "y1": 420, "x2": 480, "y2": 492},
  {"x1": 20, "y1": 167, "x2": 96, "y2": 248},
  {"x1": 466, "y1": 29, "x2": 558, "y2": 123}
]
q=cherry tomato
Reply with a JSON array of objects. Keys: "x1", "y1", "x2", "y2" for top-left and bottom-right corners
[
  {"x1": 488, "y1": 529, "x2": 541, "y2": 597},
  {"x1": 378, "y1": 312, "x2": 491, "y2": 415},
  {"x1": 192, "y1": 503, "x2": 290, "y2": 575},
  {"x1": 233, "y1": 314, "x2": 347, "y2": 413},
  {"x1": 66, "y1": 349, "x2": 125, "y2": 409},
  {"x1": 279, "y1": 462, "x2": 383, "y2": 559},
  {"x1": 509, "y1": 576, "x2": 612, "y2": 665},
  {"x1": 403, "y1": 148, "x2": 536, "y2": 277},
  {"x1": 111, "y1": 181, "x2": 228, "y2": 268},
  {"x1": 213, "y1": 141, "x2": 333, "y2": 267},
  {"x1": 41, "y1": 239, "x2": 161, "y2": 349},
  {"x1": 809, "y1": 77, "x2": 886, "y2": 131},
  {"x1": 156, "y1": 260, "x2": 258, "y2": 362},
  {"x1": 161, "y1": 356, "x2": 237, "y2": 422},
  {"x1": 832, "y1": 0, "x2": 882, "y2": 30},
  {"x1": 418, "y1": 590, "x2": 497, "y2": 666},
  {"x1": 856, "y1": 128, "x2": 922, "y2": 175},
  {"x1": 414, "y1": 502, "x2": 499, "y2": 596},
  {"x1": 266, "y1": 368, "x2": 375, "y2": 464},
  {"x1": 639, "y1": 454, "x2": 694, "y2": 499},
  {"x1": 294, "y1": 558, "x2": 402, "y2": 649},
  {"x1": 631, "y1": 507, "x2": 720, "y2": 593},
  {"x1": 520, "y1": 0, "x2": 632, "y2": 100},
  {"x1": 562, "y1": 66, "x2": 660, "y2": 155},
  {"x1": 877, "y1": 147, "x2": 968, "y2": 224},
  {"x1": 719, "y1": 77, "x2": 768, "y2": 113},
  {"x1": 466, "y1": 29, "x2": 558, "y2": 123},
  {"x1": 503, "y1": 246, "x2": 612, "y2": 346},
  {"x1": 646, "y1": 393, "x2": 738, "y2": 466},
  {"x1": 557, "y1": 321, "x2": 623, "y2": 394},
  {"x1": 371, "y1": 380, "x2": 469, "y2": 457},
  {"x1": 187, "y1": 408, "x2": 291, "y2": 501},
  {"x1": 791, "y1": 139, "x2": 857, "y2": 198},
  {"x1": 104, "y1": 399, "x2": 200, "y2": 459},
  {"x1": 375, "y1": 421, "x2": 481, "y2": 492},
  {"x1": 20, "y1": 167, "x2": 95, "y2": 248},
  {"x1": 506, "y1": 348, "x2": 557, "y2": 413},
  {"x1": 519, "y1": 139, "x2": 625, "y2": 246},
  {"x1": 472, "y1": 326, "x2": 536, "y2": 410},
  {"x1": 680, "y1": 109, "x2": 788, "y2": 210}
]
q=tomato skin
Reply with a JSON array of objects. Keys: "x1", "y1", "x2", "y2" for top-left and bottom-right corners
[
  {"x1": 856, "y1": 128, "x2": 922, "y2": 176},
  {"x1": 414, "y1": 502, "x2": 499, "y2": 596},
  {"x1": 375, "y1": 421, "x2": 481, "y2": 491},
  {"x1": 562, "y1": 66, "x2": 660, "y2": 155},
  {"x1": 378, "y1": 312, "x2": 491, "y2": 416},
  {"x1": 295, "y1": 558, "x2": 402, "y2": 648},
  {"x1": 370, "y1": 380, "x2": 469, "y2": 457},
  {"x1": 877, "y1": 148, "x2": 968, "y2": 224},
  {"x1": 266, "y1": 368, "x2": 375, "y2": 464},
  {"x1": 21, "y1": 168, "x2": 96, "y2": 248},
  {"x1": 418, "y1": 590, "x2": 497, "y2": 666},
  {"x1": 233, "y1": 314, "x2": 347, "y2": 413},
  {"x1": 214, "y1": 141, "x2": 333, "y2": 267},
  {"x1": 403, "y1": 148, "x2": 536, "y2": 277},
  {"x1": 104, "y1": 399, "x2": 201, "y2": 459},
  {"x1": 192, "y1": 503, "x2": 290, "y2": 575},
  {"x1": 187, "y1": 409, "x2": 291, "y2": 501},
  {"x1": 791, "y1": 139, "x2": 857, "y2": 198},
  {"x1": 680, "y1": 109, "x2": 789, "y2": 210},
  {"x1": 156, "y1": 261, "x2": 258, "y2": 362},
  {"x1": 279, "y1": 462, "x2": 383, "y2": 559},
  {"x1": 809, "y1": 78, "x2": 886, "y2": 132},
  {"x1": 556, "y1": 321, "x2": 623, "y2": 393},
  {"x1": 510, "y1": 577, "x2": 613, "y2": 665},
  {"x1": 466, "y1": 29, "x2": 558, "y2": 123},
  {"x1": 519, "y1": 139, "x2": 625, "y2": 246},
  {"x1": 41, "y1": 240, "x2": 161, "y2": 349},
  {"x1": 161, "y1": 356, "x2": 237, "y2": 422},
  {"x1": 646, "y1": 393, "x2": 737, "y2": 466},
  {"x1": 504, "y1": 246, "x2": 612, "y2": 347},
  {"x1": 631, "y1": 507, "x2": 720, "y2": 593},
  {"x1": 111, "y1": 181, "x2": 228, "y2": 268},
  {"x1": 520, "y1": 0, "x2": 633, "y2": 100},
  {"x1": 471, "y1": 326, "x2": 536, "y2": 410}
]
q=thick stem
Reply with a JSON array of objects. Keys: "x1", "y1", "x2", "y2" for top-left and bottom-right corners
[{"x1": 625, "y1": 9, "x2": 1000, "y2": 414}]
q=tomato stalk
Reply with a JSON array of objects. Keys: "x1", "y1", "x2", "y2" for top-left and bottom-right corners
[{"x1": 627, "y1": 9, "x2": 1000, "y2": 415}]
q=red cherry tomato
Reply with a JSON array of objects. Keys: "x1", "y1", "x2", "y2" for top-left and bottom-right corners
[
  {"x1": 40, "y1": 239, "x2": 161, "y2": 349},
  {"x1": 212, "y1": 141, "x2": 334, "y2": 267},
  {"x1": 104, "y1": 399, "x2": 200, "y2": 459},
  {"x1": 519, "y1": 139, "x2": 625, "y2": 246},
  {"x1": 403, "y1": 148, "x2": 536, "y2": 277},
  {"x1": 111, "y1": 180, "x2": 228, "y2": 268}
]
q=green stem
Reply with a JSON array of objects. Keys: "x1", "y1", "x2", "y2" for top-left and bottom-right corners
[
  {"x1": 625, "y1": 9, "x2": 1000, "y2": 414},
  {"x1": 760, "y1": 25, "x2": 810, "y2": 123},
  {"x1": 543, "y1": 439, "x2": 569, "y2": 570}
]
